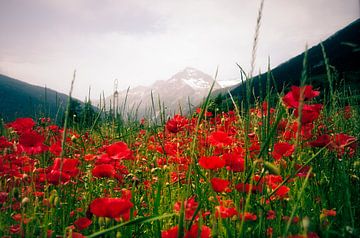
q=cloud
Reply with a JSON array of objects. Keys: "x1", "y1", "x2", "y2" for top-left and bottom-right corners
[{"x1": 0, "y1": 0, "x2": 358, "y2": 100}]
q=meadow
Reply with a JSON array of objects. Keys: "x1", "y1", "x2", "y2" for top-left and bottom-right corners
[{"x1": 0, "y1": 79, "x2": 359, "y2": 237}]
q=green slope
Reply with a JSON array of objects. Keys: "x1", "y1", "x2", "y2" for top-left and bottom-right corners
[
  {"x1": 227, "y1": 18, "x2": 360, "y2": 106},
  {"x1": 0, "y1": 74, "x2": 74, "y2": 122}
]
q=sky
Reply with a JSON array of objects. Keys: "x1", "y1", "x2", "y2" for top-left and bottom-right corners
[{"x1": 0, "y1": 0, "x2": 359, "y2": 100}]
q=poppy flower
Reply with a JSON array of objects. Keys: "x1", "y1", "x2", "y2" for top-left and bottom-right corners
[
  {"x1": 161, "y1": 226, "x2": 179, "y2": 238},
  {"x1": 235, "y1": 183, "x2": 262, "y2": 194},
  {"x1": 17, "y1": 130, "x2": 48, "y2": 155},
  {"x1": 239, "y1": 212, "x2": 257, "y2": 221},
  {"x1": 267, "y1": 210, "x2": 276, "y2": 220},
  {"x1": 199, "y1": 156, "x2": 225, "y2": 170},
  {"x1": 74, "y1": 217, "x2": 92, "y2": 231},
  {"x1": 92, "y1": 164, "x2": 116, "y2": 178},
  {"x1": 330, "y1": 133, "x2": 357, "y2": 157},
  {"x1": 343, "y1": 105, "x2": 352, "y2": 119},
  {"x1": 215, "y1": 205, "x2": 238, "y2": 218},
  {"x1": 309, "y1": 134, "x2": 331, "y2": 148},
  {"x1": 90, "y1": 197, "x2": 133, "y2": 219},
  {"x1": 52, "y1": 158, "x2": 79, "y2": 177},
  {"x1": 49, "y1": 142, "x2": 62, "y2": 156},
  {"x1": 223, "y1": 151, "x2": 245, "y2": 172},
  {"x1": 185, "y1": 223, "x2": 212, "y2": 238},
  {"x1": 294, "y1": 104, "x2": 322, "y2": 124},
  {"x1": 210, "y1": 178, "x2": 231, "y2": 193},
  {"x1": 275, "y1": 185, "x2": 290, "y2": 198},
  {"x1": 105, "y1": 141, "x2": 133, "y2": 160},
  {"x1": 272, "y1": 142, "x2": 294, "y2": 161},
  {"x1": 166, "y1": 114, "x2": 189, "y2": 133},
  {"x1": 322, "y1": 209, "x2": 336, "y2": 217},
  {"x1": 47, "y1": 158, "x2": 80, "y2": 185},
  {"x1": 174, "y1": 197, "x2": 198, "y2": 220},
  {"x1": 7, "y1": 117, "x2": 35, "y2": 133},
  {"x1": 283, "y1": 85, "x2": 320, "y2": 108},
  {"x1": 208, "y1": 131, "x2": 233, "y2": 148},
  {"x1": 0, "y1": 136, "x2": 12, "y2": 149}
]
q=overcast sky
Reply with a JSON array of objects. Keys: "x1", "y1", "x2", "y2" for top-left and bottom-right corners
[{"x1": 0, "y1": 0, "x2": 359, "y2": 100}]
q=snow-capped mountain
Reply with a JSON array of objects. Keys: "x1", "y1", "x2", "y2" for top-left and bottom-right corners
[
  {"x1": 217, "y1": 78, "x2": 241, "y2": 88},
  {"x1": 99, "y1": 67, "x2": 240, "y2": 119}
]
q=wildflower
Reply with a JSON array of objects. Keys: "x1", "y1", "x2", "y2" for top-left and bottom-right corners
[
  {"x1": 74, "y1": 217, "x2": 92, "y2": 231},
  {"x1": 185, "y1": 223, "x2": 212, "y2": 238},
  {"x1": 235, "y1": 183, "x2": 262, "y2": 194},
  {"x1": 47, "y1": 158, "x2": 80, "y2": 185},
  {"x1": 272, "y1": 142, "x2": 294, "y2": 161},
  {"x1": 330, "y1": 133, "x2": 357, "y2": 157},
  {"x1": 210, "y1": 178, "x2": 231, "y2": 193},
  {"x1": 215, "y1": 205, "x2": 238, "y2": 218},
  {"x1": 239, "y1": 212, "x2": 257, "y2": 221},
  {"x1": 0, "y1": 136, "x2": 12, "y2": 149},
  {"x1": 208, "y1": 131, "x2": 233, "y2": 148},
  {"x1": 223, "y1": 150, "x2": 245, "y2": 172},
  {"x1": 282, "y1": 85, "x2": 320, "y2": 108},
  {"x1": 322, "y1": 209, "x2": 336, "y2": 217},
  {"x1": 162, "y1": 226, "x2": 179, "y2": 238},
  {"x1": 105, "y1": 141, "x2": 133, "y2": 160},
  {"x1": 309, "y1": 134, "x2": 331, "y2": 148},
  {"x1": 90, "y1": 197, "x2": 133, "y2": 219},
  {"x1": 267, "y1": 210, "x2": 276, "y2": 220},
  {"x1": 174, "y1": 197, "x2": 198, "y2": 220},
  {"x1": 92, "y1": 164, "x2": 116, "y2": 178},
  {"x1": 199, "y1": 156, "x2": 225, "y2": 170},
  {"x1": 7, "y1": 117, "x2": 35, "y2": 133},
  {"x1": 17, "y1": 130, "x2": 48, "y2": 155},
  {"x1": 294, "y1": 104, "x2": 322, "y2": 124},
  {"x1": 166, "y1": 114, "x2": 189, "y2": 133}
]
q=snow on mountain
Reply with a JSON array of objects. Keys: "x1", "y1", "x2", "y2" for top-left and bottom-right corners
[
  {"x1": 99, "y1": 67, "x2": 222, "y2": 118},
  {"x1": 217, "y1": 78, "x2": 241, "y2": 88}
]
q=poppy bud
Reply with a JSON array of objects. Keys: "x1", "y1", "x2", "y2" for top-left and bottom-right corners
[{"x1": 264, "y1": 162, "x2": 280, "y2": 175}]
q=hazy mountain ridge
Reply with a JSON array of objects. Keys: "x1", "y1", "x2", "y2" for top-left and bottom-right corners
[
  {"x1": 0, "y1": 74, "x2": 82, "y2": 122},
  {"x1": 100, "y1": 67, "x2": 233, "y2": 118}
]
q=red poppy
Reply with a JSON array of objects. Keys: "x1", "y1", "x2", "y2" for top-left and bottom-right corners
[
  {"x1": 105, "y1": 141, "x2": 133, "y2": 160},
  {"x1": 92, "y1": 164, "x2": 116, "y2": 178},
  {"x1": 166, "y1": 114, "x2": 189, "y2": 133},
  {"x1": 52, "y1": 158, "x2": 79, "y2": 177},
  {"x1": 47, "y1": 158, "x2": 80, "y2": 185},
  {"x1": 275, "y1": 185, "x2": 290, "y2": 198},
  {"x1": 322, "y1": 209, "x2": 336, "y2": 217},
  {"x1": 185, "y1": 223, "x2": 212, "y2": 238},
  {"x1": 343, "y1": 105, "x2": 352, "y2": 119},
  {"x1": 235, "y1": 183, "x2": 262, "y2": 193},
  {"x1": 215, "y1": 205, "x2": 238, "y2": 218},
  {"x1": 161, "y1": 226, "x2": 179, "y2": 238},
  {"x1": 208, "y1": 131, "x2": 233, "y2": 148},
  {"x1": 0, "y1": 136, "x2": 12, "y2": 149},
  {"x1": 294, "y1": 104, "x2": 322, "y2": 124},
  {"x1": 17, "y1": 130, "x2": 48, "y2": 155},
  {"x1": 7, "y1": 117, "x2": 35, "y2": 133},
  {"x1": 210, "y1": 178, "x2": 231, "y2": 193},
  {"x1": 74, "y1": 217, "x2": 92, "y2": 231},
  {"x1": 267, "y1": 210, "x2": 276, "y2": 220},
  {"x1": 174, "y1": 197, "x2": 198, "y2": 220},
  {"x1": 239, "y1": 212, "x2": 257, "y2": 221},
  {"x1": 330, "y1": 133, "x2": 357, "y2": 157},
  {"x1": 199, "y1": 156, "x2": 225, "y2": 170},
  {"x1": 272, "y1": 142, "x2": 294, "y2": 161},
  {"x1": 223, "y1": 150, "x2": 245, "y2": 172},
  {"x1": 283, "y1": 85, "x2": 320, "y2": 108},
  {"x1": 49, "y1": 141, "x2": 62, "y2": 156},
  {"x1": 309, "y1": 134, "x2": 331, "y2": 148},
  {"x1": 90, "y1": 197, "x2": 133, "y2": 219}
]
